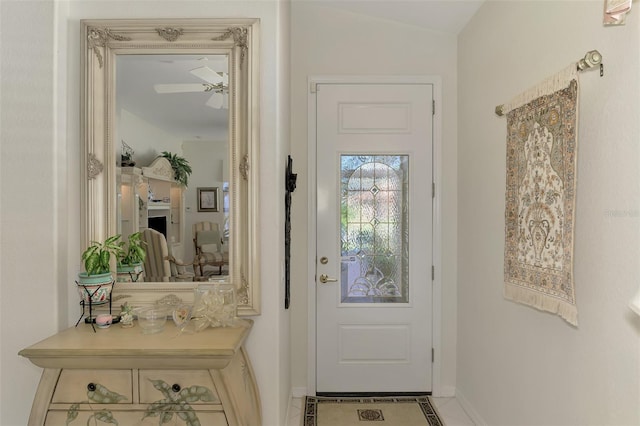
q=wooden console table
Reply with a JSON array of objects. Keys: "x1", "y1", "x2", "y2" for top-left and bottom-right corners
[{"x1": 19, "y1": 321, "x2": 261, "y2": 426}]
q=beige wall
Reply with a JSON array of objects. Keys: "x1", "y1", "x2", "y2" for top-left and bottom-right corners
[
  {"x1": 289, "y1": 2, "x2": 459, "y2": 395},
  {"x1": 1, "y1": 1, "x2": 290, "y2": 425},
  {"x1": 1, "y1": 3, "x2": 60, "y2": 425},
  {"x1": 457, "y1": 1, "x2": 640, "y2": 424}
]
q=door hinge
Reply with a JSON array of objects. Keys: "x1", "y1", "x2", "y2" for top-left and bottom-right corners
[
  {"x1": 432, "y1": 182, "x2": 435, "y2": 198},
  {"x1": 310, "y1": 82, "x2": 318, "y2": 93},
  {"x1": 431, "y1": 265, "x2": 435, "y2": 281},
  {"x1": 432, "y1": 100, "x2": 435, "y2": 115},
  {"x1": 432, "y1": 348, "x2": 435, "y2": 363}
]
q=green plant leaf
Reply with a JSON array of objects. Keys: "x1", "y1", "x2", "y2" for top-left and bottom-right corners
[
  {"x1": 150, "y1": 379, "x2": 173, "y2": 399},
  {"x1": 133, "y1": 246, "x2": 146, "y2": 262},
  {"x1": 179, "y1": 385, "x2": 215, "y2": 403},
  {"x1": 84, "y1": 254, "x2": 100, "y2": 275},
  {"x1": 105, "y1": 234, "x2": 122, "y2": 245},
  {"x1": 184, "y1": 409, "x2": 201, "y2": 426},
  {"x1": 142, "y1": 400, "x2": 176, "y2": 422},
  {"x1": 81, "y1": 234, "x2": 123, "y2": 275},
  {"x1": 160, "y1": 411, "x2": 174, "y2": 424},
  {"x1": 161, "y1": 151, "x2": 192, "y2": 187},
  {"x1": 99, "y1": 251, "x2": 111, "y2": 271},
  {"x1": 66, "y1": 403, "x2": 79, "y2": 425},
  {"x1": 142, "y1": 379, "x2": 209, "y2": 426},
  {"x1": 89, "y1": 410, "x2": 119, "y2": 425},
  {"x1": 87, "y1": 384, "x2": 128, "y2": 404},
  {"x1": 82, "y1": 245, "x2": 97, "y2": 261}
]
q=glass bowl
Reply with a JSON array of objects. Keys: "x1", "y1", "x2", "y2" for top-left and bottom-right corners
[{"x1": 135, "y1": 306, "x2": 169, "y2": 334}]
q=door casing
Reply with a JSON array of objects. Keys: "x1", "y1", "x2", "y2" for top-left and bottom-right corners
[{"x1": 306, "y1": 75, "x2": 444, "y2": 396}]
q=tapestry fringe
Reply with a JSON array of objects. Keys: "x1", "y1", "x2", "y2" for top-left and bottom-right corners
[
  {"x1": 504, "y1": 283, "x2": 578, "y2": 327},
  {"x1": 502, "y1": 64, "x2": 578, "y2": 114}
]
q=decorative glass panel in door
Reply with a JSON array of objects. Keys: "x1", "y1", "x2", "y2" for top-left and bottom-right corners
[{"x1": 340, "y1": 155, "x2": 409, "y2": 304}]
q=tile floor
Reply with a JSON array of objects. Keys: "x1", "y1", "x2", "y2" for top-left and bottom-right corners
[{"x1": 287, "y1": 396, "x2": 475, "y2": 426}]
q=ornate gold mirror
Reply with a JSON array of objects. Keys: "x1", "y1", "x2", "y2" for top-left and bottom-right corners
[{"x1": 80, "y1": 19, "x2": 260, "y2": 315}]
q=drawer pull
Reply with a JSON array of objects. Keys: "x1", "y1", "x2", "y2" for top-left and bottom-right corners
[
  {"x1": 87, "y1": 383, "x2": 96, "y2": 392},
  {"x1": 171, "y1": 384, "x2": 181, "y2": 393}
]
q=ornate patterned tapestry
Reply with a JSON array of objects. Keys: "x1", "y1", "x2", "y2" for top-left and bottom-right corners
[{"x1": 503, "y1": 65, "x2": 579, "y2": 326}]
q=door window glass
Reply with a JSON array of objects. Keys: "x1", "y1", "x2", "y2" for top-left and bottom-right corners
[{"x1": 340, "y1": 155, "x2": 409, "y2": 304}]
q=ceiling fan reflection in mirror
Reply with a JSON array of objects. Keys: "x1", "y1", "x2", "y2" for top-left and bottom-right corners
[
  {"x1": 154, "y1": 65, "x2": 229, "y2": 109},
  {"x1": 116, "y1": 54, "x2": 229, "y2": 141}
]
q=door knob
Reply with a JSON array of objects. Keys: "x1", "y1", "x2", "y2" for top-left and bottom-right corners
[{"x1": 319, "y1": 274, "x2": 338, "y2": 284}]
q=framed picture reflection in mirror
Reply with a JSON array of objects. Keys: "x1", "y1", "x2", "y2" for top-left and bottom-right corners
[{"x1": 198, "y1": 187, "x2": 219, "y2": 212}]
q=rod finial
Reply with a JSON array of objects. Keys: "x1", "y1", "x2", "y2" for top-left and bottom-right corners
[
  {"x1": 577, "y1": 50, "x2": 602, "y2": 70},
  {"x1": 495, "y1": 104, "x2": 505, "y2": 116}
]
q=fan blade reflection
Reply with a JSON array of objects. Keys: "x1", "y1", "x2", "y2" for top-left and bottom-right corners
[
  {"x1": 190, "y1": 66, "x2": 224, "y2": 84},
  {"x1": 154, "y1": 84, "x2": 210, "y2": 94},
  {"x1": 206, "y1": 93, "x2": 224, "y2": 109}
]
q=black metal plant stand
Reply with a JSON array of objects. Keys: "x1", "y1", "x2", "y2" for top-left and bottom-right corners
[
  {"x1": 75, "y1": 280, "x2": 116, "y2": 332},
  {"x1": 123, "y1": 270, "x2": 143, "y2": 282}
]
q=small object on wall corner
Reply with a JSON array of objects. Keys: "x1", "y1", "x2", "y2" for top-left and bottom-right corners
[{"x1": 603, "y1": 0, "x2": 632, "y2": 25}]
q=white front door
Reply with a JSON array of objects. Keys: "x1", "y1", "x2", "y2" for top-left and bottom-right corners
[{"x1": 315, "y1": 83, "x2": 434, "y2": 393}]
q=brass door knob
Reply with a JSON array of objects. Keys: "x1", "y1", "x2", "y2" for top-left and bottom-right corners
[{"x1": 319, "y1": 274, "x2": 337, "y2": 284}]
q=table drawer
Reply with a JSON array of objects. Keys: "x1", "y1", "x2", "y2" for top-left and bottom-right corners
[
  {"x1": 45, "y1": 409, "x2": 228, "y2": 426},
  {"x1": 52, "y1": 370, "x2": 132, "y2": 404},
  {"x1": 138, "y1": 370, "x2": 220, "y2": 404}
]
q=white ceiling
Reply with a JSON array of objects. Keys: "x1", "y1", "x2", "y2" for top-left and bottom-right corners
[
  {"x1": 116, "y1": 54, "x2": 229, "y2": 142},
  {"x1": 116, "y1": 1, "x2": 484, "y2": 143},
  {"x1": 319, "y1": 0, "x2": 485, "y2": 34}
]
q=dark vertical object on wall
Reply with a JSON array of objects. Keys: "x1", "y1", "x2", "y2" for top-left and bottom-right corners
[{"x1": 285, "y1": 155, "x2": 297, "y2": 309}]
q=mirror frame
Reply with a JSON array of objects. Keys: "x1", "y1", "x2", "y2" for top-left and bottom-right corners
[{"x1": 80, "y1": 19, "x2": 260, "y2": 315}]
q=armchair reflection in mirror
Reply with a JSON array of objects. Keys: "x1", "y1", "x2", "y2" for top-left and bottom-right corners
[
  {"x1": 193, "y1": 222, "x2": 229, "y2": 277},
  {"x1": 82, "y1": 19, "x2": 260, "y2": 314},
  {"x1": 140, "y1": 229, "x2": 195, "y2": 282}
]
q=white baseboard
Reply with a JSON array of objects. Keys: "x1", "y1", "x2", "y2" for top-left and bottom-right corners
[
  {"x1": 286, "y1": 388, "x2": 307, "y2": 426},
  {"x1": 434, "y1": 385, "x2": 456, "y2": 398},
  {"x1": 292, "y1": 387, "x2": 308, "y2": 398},
  {"x1": 455, "y1": 389, "x2": 487, "y2": 426},
  {"x1": 285, "y1": 391, "x2": 293, "y2": 426}
]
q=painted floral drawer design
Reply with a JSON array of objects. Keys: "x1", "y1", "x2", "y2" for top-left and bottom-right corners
[
  {"x1": 51, "y1": 370, "x2": 132, "y2": 404},
  {"x1": 138, "y1": 370, "x2": 220, "y2": 404},
  {"x1": 45, "y1": 410, "x2": 228, "y2": 426},
  {"x1": 54, "y1": 376, "x2": 222, "y2": 426}
]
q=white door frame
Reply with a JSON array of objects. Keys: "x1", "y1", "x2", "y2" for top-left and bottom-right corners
[{"x1": 306, "y1": 75, "x2": 444, "y2": 396}]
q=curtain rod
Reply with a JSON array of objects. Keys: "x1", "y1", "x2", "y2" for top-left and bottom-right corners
[{"x1": 495, "y1": 50, "x2": 602, "y2": 116}]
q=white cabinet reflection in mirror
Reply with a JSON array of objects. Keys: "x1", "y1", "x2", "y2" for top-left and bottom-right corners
[
  {"x1": 118, "y1": 157, "x2": 185, "y2": 266},
  {"x1": 19, "y1": 321, "x2": 261, "y2": 426}
]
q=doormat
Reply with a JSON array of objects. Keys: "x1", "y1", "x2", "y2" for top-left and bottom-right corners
[
  {"x1": 303, "y1": 396, "x2": 444, "y2": 426},
  {"x1": 502, "y1": 64, "x2": 579, "y2": 326}
]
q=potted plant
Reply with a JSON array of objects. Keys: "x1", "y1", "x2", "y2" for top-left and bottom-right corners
[
  {"x1": 161, "y1": 151, "x2": 192, "y2": 187},
  {"x1": 116, "y1": 232, "x2": 146, "y2": 282},
  {"x1": 77, "y1": 234, "x2": 123, "y2": 304}
]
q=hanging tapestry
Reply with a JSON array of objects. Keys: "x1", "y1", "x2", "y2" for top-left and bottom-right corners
[{"x1": 503, "y1": 65, "x2": 579, "y2": 326}]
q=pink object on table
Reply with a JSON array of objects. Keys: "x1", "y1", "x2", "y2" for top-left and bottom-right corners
[{"x1": 95, "y1": 314, "x2": 113, "y2": 328}]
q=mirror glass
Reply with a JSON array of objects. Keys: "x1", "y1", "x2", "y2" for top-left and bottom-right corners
[
  {"x1": 116, "y1": 54, "x2": 229, "y2": 266},
  {"x1": 81, "y1": 19, "x2": 260, "y2": 315}
]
